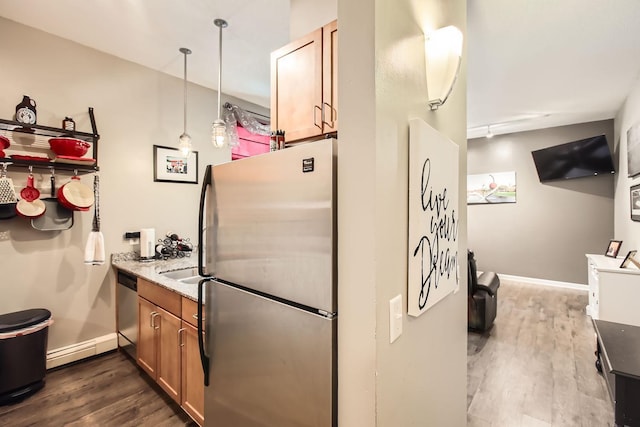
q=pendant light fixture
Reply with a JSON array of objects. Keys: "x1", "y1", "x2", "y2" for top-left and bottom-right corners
[
  {"x1": 212, "y1": 18, "x2": 228, "y2": 148},
  {"x1": 178, "y1": 47, "x2": 193, "y2": 156}
]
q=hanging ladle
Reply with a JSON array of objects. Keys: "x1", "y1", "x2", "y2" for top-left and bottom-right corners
[{"x1": 20, "y1": 167, "x2": 40, "y2": 202}]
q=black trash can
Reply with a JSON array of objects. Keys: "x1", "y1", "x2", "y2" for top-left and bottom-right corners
[{"x1": 0, "y1": 309, "x2": 52, "y2": 405}]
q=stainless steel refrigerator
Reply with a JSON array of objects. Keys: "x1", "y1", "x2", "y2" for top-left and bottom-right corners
[{"x1": 197, "y1": 139, "x2": 337, "y2": 427}]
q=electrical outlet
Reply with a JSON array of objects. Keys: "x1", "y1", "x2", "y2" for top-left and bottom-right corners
[{"x1": 389, "y1": 294, "x2": 403, "y2": 343}]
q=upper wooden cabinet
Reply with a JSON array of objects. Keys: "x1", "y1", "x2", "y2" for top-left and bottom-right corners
[{"x1": 271, "y1": 20, "x2": 338, "y2": 143}]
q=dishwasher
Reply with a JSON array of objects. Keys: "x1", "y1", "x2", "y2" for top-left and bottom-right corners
[{"x1": 116, "y1": 270, "x2": 138, "y2": 359}]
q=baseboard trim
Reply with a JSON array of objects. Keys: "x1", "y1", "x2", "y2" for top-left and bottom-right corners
[
  {"x1": 46, "y1": 333, "x2": 118, "y2": 370},
  {"x1": 498, "y1": 274, "x2": 588, "y2": 291}
]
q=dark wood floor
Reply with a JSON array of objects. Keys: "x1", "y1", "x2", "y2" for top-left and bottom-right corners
[
  {"x1": 0, "y1": 351, "x2": 196, "y2": 427},
  {"x1": 468, "y1": 280, "x2": 614, "y2": 426},
  {"x1": 1, "y1": 280, "x2": 615, "y2": 426}
]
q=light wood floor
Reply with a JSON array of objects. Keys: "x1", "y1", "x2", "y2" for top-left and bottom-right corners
[
  {"x1": 468, "y1": 280, "x2": 614, "y2": 427},
  {"x1": 0, "y1": 351, "x2": 196, "y2": 427}
]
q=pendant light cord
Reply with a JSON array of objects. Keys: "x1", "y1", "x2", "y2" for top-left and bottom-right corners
[
  {"x1": 183, "y1": 50, "x2": 188, "y2": 134},
  {"x1": 179, "y1": 47, "x2": 192, "y2": 136},
  {"x1": 214, "y1": 18, "x2": 227, "y2": 121},
  {"x1": 217, "y1": 22, "x2": 223, "y2": 120}
]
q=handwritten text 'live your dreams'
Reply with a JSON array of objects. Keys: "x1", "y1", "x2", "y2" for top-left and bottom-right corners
[{"x1": 412, "y1": 158, "x2": 459, "y2": 310}]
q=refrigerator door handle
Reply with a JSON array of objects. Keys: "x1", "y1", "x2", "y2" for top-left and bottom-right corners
[
  {"x1": 198, "y1": 277, "x2": 211, "y2": 386},
  {"x1": 198, "y1": 165, "x2": 212, "y2": 278}
]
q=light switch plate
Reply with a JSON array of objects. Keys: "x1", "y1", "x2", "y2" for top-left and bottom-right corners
[{"x1": 389, "y1": 294, "x2": 403, "y2": 343}]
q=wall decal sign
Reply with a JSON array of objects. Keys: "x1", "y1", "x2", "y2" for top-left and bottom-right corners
[{"x1": 408, "y1": 119, "x2": 459, "y2": 317}]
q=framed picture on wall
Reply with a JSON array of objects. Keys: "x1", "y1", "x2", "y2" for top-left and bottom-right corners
[
  {"x1": 627, "y1": 122, "x2": 640, "y2": 177},
  {"x1": 620, "y1": 250, "x2": 638, "y2": 268},
  {"x1": 605, "y1": 239, "x2": 623, "y2": 258},
  {"x1": 631, "y1": 184, "x2": 640, "y2": 221},
  {"x1": 153, "y1": 145, "x2": 198, "y2": 184},
  {"x1": 467, "y1": 171, "x2": 517, "y2": 204}
]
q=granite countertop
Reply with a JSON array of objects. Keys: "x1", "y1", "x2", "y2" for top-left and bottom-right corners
[{"x1": 111, "y1": 253, "x2": 202, "y2": 301}]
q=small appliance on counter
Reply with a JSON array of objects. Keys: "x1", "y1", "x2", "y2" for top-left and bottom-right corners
[{"x1": 139, "y1": 228, "x2": 155, "y2": 262}]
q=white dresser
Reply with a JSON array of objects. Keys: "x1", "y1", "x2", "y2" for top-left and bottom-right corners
[{"x1": 586, "y1": 254, "x2": 640, "y2": 327}]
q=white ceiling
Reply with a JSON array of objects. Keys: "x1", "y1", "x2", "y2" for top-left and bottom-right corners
[
  {"x1": 0, "y1": 0, "x2": 290, "y2": 109},
  {"x1": 467, "y1": 0, "x2": 640, "y2": 138},
  {"x1": 2, "y1": 1, "x2": 640, "y2": 139}
]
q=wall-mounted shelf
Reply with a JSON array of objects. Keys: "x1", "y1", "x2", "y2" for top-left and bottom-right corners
[{"x1": 0, "y1": 107, "x2": 100, "y2": 173}]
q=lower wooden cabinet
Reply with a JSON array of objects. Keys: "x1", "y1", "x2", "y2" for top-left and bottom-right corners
[
  {"x1": 181, "y1": 321, "x2": 205, "y2": 425},
  {"x1": 137, "y1": 297, "x2": 182, "y2": 403},
  {"x1": 137, "y1": 296, "x2": 158, "y2": 378},
  {"x1": 136, "y1": 279, "x2": 205, "y2": 426},
  {"x1": 156, "y1": 306, "x2": 182, "y2": 402}
]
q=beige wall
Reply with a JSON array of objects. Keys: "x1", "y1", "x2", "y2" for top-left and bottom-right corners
[
  {"x1": 468, "y1": 120, "x2": 615, "y2": 284},
  {"x1": 3, "y1": 0, "x2": 468, "y2": 422},
  {"x1": 0, "y1": 17, "x2": 266, "y2": 350},
  {"x1": 338, "y1": 0, "x2": 467, "y2": 425},
  {"x1": 615, "y1": 74, "x2": 640, "y2": 250}
]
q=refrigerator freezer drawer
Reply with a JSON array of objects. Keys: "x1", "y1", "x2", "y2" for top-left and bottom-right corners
[{"x1": 205, "y1": 280, "x2": 336, "y2": 427}]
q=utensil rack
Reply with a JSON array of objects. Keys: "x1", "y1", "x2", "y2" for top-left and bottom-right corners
[{"x1": 0, "y1": 107, "x2": 100, "y2": 174}]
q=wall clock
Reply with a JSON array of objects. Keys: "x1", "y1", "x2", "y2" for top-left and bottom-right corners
[{"x1": 15, "y1": 95, "x2": 37, "y2": 125}]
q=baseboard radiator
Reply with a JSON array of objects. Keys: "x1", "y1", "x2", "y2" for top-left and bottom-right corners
[{"x1": 46, "y1": 333, "x2": 118, "y2": 370}]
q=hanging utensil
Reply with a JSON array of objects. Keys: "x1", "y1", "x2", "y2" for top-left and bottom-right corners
[
  {"x1": 20, "y1": 172, "x2": 40, "y2": 202},
  {"x1": 84, "y1": 175, "x2": 104, "y2": 265},
  {"x1": 59, "y1": 172, "x2": 93, "y2": 210},
  {"x1": 16, "y1": 167, "x2": 46, "y2": 218},
  {"x1": 31, "y1": 169, "x2": 74, "y2": 231},
  {"x1": 16, "y1": 198, "x2": 46, "y2": 218},
  {"x1": 0, "y1": 164, "x2": 18, "y2": 205},
  {"x1": 0, "y1": 203, "x2": 17, "y2": 220},
  {"x1": 31, "y1": 199, "x2": 74, "y2": 230}
]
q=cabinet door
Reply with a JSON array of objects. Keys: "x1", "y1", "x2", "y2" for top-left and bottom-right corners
[
  {"x1": 157, "y1": 306, "x2": 182, "y2": 403},
  {"x1": 137, "y1": 297, "x2": 158, "y2": 378},
  {"x1": 271, "y1": 27, "x2": 323, "y2": 142},
  {"x1": 181, "y1": 321, "x2": 205, "y2": 426},
  {"x1": 322, "y1": 20, "x2": 338, "y2": 133}
]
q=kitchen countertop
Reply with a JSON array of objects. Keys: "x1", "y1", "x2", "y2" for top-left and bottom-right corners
[{"x1": 111, "y1": 253, "x2": 202, "y2": 301}]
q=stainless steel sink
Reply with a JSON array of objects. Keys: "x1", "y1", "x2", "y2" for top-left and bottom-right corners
[{"x1": 159, "y1": 267, "x2": 203, "y2": 284}]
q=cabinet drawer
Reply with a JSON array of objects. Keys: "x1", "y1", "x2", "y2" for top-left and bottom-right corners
[
  {"x1": 138, "y1": 279, "x2": 181, "y2": 317},
  {"x1": 182, "y1": 297, "x2": 204, "y2": 328}
]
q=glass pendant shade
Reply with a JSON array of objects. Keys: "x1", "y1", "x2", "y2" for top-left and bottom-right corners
[
  {"x1": 179, "y1": 132, "x2": 192, "y2": 155},
  {"x1": 211, "y1": 119, "x2": 226, "y2": 148},
  {"x1": 179, "y1": 47, "x2": 192, "y2": 157}
]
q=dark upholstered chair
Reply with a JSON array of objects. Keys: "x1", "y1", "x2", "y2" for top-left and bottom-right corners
[{"x1": 468, "y1": 250, "x2": 500, "y2": 332}]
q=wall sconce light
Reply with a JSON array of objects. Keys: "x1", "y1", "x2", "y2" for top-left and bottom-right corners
[
  {"x1": 425, "y1": 25, "x2": 463, "y2": 110},
  {"x1": 486, "y1": 125, "x2": 493, "y2": 138}
]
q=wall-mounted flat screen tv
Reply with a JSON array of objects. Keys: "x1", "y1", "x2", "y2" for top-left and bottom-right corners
[{"x1": 531, "y1": 134, "x2": 615, "y2": 182}]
